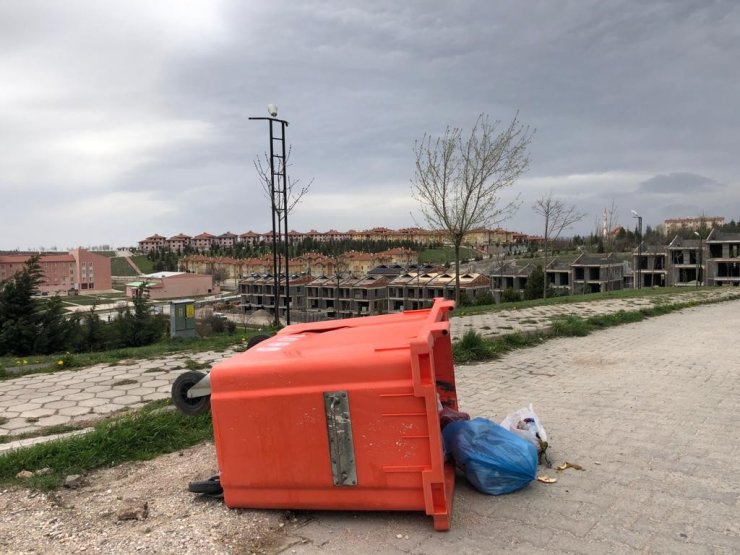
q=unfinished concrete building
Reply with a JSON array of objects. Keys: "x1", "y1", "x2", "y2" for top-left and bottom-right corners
[
  {"x1": 705, "y1": 229, "x2": 740, "y2": 286},
  {"x1": 239, "y1": 274, "x2": 312, "y2": 318},
  {"x1": 387, "y1": 271, "x2": 491, "y2": 311},
  {"x1": 666, "y1": 237, "x2": 702, "y2": 286},
  {"x1": 545, "y1": 258, "x2": 571, "y2": 293},
  {"x1": 633, "y1": 243, "x2": 668, "y2": 288},
  {"x1": 491, "y1": 262, "x2": 532, "y2": 295},
  {"x1": 571, "y1": 253, "x2": 624, "y2": 293}
]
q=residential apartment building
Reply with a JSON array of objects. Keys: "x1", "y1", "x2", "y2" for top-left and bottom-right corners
[
  {"x1": 664, "y1": 216, "x2": 725, "y2": 234},
  {"x1": 0, "y1": 249, "x2": 112, "y2": 294},
  {"x1": 138, "y1": 234, "x2": 167, "y2": 253},
  {"x1": 138, "y1": 226, "x2": 527, "y2": 252}
]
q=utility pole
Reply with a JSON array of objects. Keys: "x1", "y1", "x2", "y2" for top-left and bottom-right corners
[{"x1": 250, "y1": 105, "x2": 290, "y2": 326}]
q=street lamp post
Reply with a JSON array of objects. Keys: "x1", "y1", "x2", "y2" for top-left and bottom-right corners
[
  {"x1": 250, "y1": 105, "x2": 290, "y2": 326},
  {"x1": 694, "y1": 231, "x2": 702, "y2": 288},
  {"x1": 631, "y1": 210, "x2": 642, "y2": 289}
]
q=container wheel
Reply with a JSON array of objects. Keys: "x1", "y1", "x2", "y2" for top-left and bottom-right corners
[
  {"x1": 247, "y1": 334, "x2": 270, "y2": 349},
  {"x1": 171, "y1": 371, "x2": 211, "y2": 416},
  {"x1": 188, "y1": 474, "x2": 223, "y2": 496}
]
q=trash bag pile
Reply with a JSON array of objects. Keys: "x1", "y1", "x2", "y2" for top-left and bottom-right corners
[{"x1": 440, "y1": 404, "x2": 548, "y2": 496}]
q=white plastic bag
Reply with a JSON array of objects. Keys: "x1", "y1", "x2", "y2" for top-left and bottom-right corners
[{"x1": 501, "y1": 403, "x2": 548, "y2": 454}]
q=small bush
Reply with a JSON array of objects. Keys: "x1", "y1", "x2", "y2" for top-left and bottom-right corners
[
  {"x1": 453, "y1": 330, "x2": 494, "y2": 363},
  {"x1": 475, "y1": 291, "x2": 495, "y2": 306},
  {"x1": 550, "y1": 315, "x2": 591, "y2": 336},
  {"x1": 501, "y1": 288, "x2": 521, "y2": 303}
]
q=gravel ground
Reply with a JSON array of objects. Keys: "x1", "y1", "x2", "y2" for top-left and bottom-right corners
[{"x1": 0, "y1": 443, "x2": 306, "y2": 554}]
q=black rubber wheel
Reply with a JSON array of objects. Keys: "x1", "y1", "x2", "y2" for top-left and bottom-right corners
[
  {"x1": 171, "y1": 371, "x2": 211, "y2": 416},
  {"x1": 188, "y1": 475, "x2": 223, "y2": 496},
  {"x1": 247, "y1": 334, "x2": 270, "y2": 349}
]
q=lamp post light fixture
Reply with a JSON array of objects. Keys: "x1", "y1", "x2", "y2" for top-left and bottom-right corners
[
  {"x1": 631, "y1": 210, "x2": 642, "y2": 289},
  {"x1": 250, "y1": 105, "x2": 291, "y2": 326},
  {"x1": 694, "y1": 231, "x2": 702, "y2": 288}
]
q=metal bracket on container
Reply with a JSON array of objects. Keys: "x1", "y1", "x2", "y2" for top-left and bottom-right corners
[{"x1": 324, "y1": 391, "x2": 357, "y2": 486}]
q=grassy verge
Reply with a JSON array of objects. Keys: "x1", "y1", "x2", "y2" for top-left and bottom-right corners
[
  {"x1": 0, "y1": 330, "x2": 268, "y2": 381},
  {"x1": 131, "y1": 255, "x2": 154, "y2": 274},
  {"x1": 0, "y1": 400, "x2": 213, "y2": 489},
  {"x1": 110, "y1": 257, "x2": 139, "y2": 276},
  {"x1": 453, "y1": 296, "x2": 732, "y2": 364},
  {"x1": 419, "y1": 246, "x2": 478, "y2": 265},
  {"x1": 454, "y1": 286, "x2": 720, "y2": 317}
]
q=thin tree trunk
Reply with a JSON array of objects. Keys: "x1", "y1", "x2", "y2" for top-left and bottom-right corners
[{"x1": 454, "y1": 242, "x2": 461, "y2": 305}]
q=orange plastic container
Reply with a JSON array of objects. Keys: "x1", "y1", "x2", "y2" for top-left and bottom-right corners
[{"x1": 209, "y1": 298, "x2": 458, "y2": 530}]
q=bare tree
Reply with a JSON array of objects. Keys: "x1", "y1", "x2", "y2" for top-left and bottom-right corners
[
  {"x1": 533, "y1": 192, "x2": 586, "y2": 298},
  {"x1": 411, "y1": 113, "x2": 532, "y2": 304},
  {"x1": 254, "y1": 146, "x2": 314, "y2": 282},
  {"x1": 254, "y1": 145, "x2": 314, "y2": 214}
]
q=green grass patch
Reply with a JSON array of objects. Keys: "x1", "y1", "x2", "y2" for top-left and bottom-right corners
[
  {"x1": 111, "y1": 378, "x2": 138, "y2": 386},
  {"x1": 452, "y1": 330, "x2": 495, "y2": 363},
  {"x1": 419, "y1": 246, "x2": 478, "y2": 265},
  {"x1": 183, "y1": 359, "x2": 210, "y2": 371},
  {"x1": 0, "y1": 330, "x2": 267, "y2": 381},
  {"x1": 143, "y1": 367, "x2": 165, "y2": 373},
  {"x1": 110, "y1": 257, "x2": 139, "y2": 276},
  {"x1": 452, "y1": 295, "x2": 738, "y2": 365},
  {"x1": 0, "y1": 401, "x2": 212, "y2": 489},
  {"x1": 63, "y1": 294, "x2": 126, "y2": 307},
  {"x1": 0, "y1": 417, "x2": 8, "y2": 426},
  {"x1": 131, "y1": 255, "x2": 154, "y2": 274},
  {"x1": 454, "y1": 286, "x2": 725, "y2": 317}
]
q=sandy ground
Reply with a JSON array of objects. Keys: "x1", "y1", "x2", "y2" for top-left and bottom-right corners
[{"x1": 0, "y1": 443, "x2": 305, "y2": 554}]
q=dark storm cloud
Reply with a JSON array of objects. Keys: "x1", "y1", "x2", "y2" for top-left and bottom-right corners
[
  {"x1": 1, "y1": 0, "x2": 740, "y2": 248},
  {"x1": 639, "y1": 172, "x2": 724, "y2": 194}
]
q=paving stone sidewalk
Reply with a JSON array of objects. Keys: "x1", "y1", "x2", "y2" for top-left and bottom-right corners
[
  {"x1": 282, "y1": 298, "x2": 740, "y2": 554},
  {"x1": 0, "y1": 288, "x2": 737, "y2": 450}
]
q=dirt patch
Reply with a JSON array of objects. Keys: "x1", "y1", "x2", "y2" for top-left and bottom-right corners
[{"x1": 0, "y1": 443, "x2": 294, "y2": 554}]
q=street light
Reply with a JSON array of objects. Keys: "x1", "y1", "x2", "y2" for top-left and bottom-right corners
[
  {"x1": 631, "y1": 210, "x2": 642, "y2": 289},
  {"x1": 694, "y1": 231, "x2": 702, "y2": 288},
  {"x1": 250, "y1": 105, "x2": 291, "y2": 326}
]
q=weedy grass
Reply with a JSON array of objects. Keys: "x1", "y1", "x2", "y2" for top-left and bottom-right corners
[
  {"x1": 0, "y1": 400, "x2": 212, "y2": 489},
  {"x1": 452, "y1": 295, "x2": 736, "y2": 365}
]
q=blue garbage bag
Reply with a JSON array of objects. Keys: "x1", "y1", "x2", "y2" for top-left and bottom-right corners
[{"x1": 442, "y1": 417, "x2": 538, "y2": 495}]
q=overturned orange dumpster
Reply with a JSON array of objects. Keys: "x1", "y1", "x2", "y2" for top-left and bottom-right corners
[{"x1": 209, "y1": 298, "x2": 459, "y2": 530}]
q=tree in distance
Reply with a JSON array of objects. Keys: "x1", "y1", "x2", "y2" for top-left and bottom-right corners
[
  {"x1": 411, "y1": 113, "x2": 533, "y2": 304},
  {"x1": 533, "y1": 192, "x2": 586, "y2": 299}
]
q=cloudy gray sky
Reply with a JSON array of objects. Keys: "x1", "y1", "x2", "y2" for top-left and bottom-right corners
[{"x1": 1, "y1": 0, "x2": 739, "y2": 250}]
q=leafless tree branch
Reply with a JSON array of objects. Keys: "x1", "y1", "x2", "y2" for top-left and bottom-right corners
[
  {"x1": 411, "y1": 113, "x2": 532, "y2": 304},
  {"x1": 254, "y1": 145, "x2": 314, "y2": 214},
  {"x1": 533, "y1": 191, "x2": 587, "y2": 298}
]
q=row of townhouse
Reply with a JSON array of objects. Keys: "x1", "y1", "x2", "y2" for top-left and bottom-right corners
[
  {"x1": 138, "y1": 227, "x2": 536, "y2": 253},
  {"x1": 536, "y1": 229, "x2": 740, "y2": 294},
  {"x1": 180, "y1": 249, "x2": 418, "y2": 281},
  {"x1": 239, "y1": 266, "x2": 491, "y2": 320},
  {"x1": 632, "y1": 229, "x2": 740, "y2": 287},
  {"x1": 0, "y1": 249, "x2": 113, "y2": 294},
  {"x1": 238, "y1": 229, "x2": 740, "y2": 322}
]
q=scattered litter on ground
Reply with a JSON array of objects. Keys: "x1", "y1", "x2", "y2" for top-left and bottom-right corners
[
  {"x1": 556, "y1": 462, "x2": 585, "y2": 472},
  {"x1": 536, "y1": 475, "x2": 557, "y2": 484}
]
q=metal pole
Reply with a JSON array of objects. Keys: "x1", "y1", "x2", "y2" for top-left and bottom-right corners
[
  {"x1": 637, "y1": 216, "x2": 642, "y2": 289},
  {"x1": 699, "y1": 236, "x2": 702, "y2": 286},
  {"x1": 268, "y1": 119, "x2": 279, "y2": 326},
  {"x1": 281, "y1": 121, "x2": 290, "y2": 325},
  {"x1": 250, "y1": 114, "x2": 290, "y2": 328}
]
